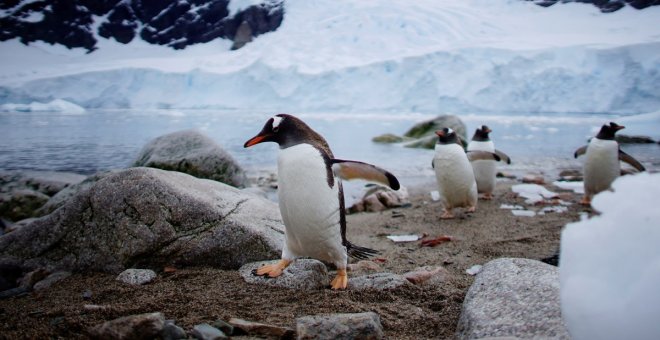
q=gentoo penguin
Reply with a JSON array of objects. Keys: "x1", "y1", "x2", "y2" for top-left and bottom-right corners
[
  {"x1": 433, "y1": 128, "x2": 501, "y2": 219},
  {"x1": 243, "y1": 114, "x2": 400, "y2": 289},
  {"x1": 467, "y1": 125, "x2": 511, "y2": 200},
  {"x1": 574, "y1": 122, "x2": 645, "y2": 205}
]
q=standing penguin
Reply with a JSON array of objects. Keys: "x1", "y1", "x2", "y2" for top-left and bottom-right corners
[
  {"x1": 574, "y1": 122, "x2": 645, "y2": 205},
  {"x1": 467, "y1": 125, "x2": 511, "y2": 200},
  {"x1": 433, "y1": 128, "x2": 501, "y2": 219},
  {"x1": 244, "y1": 114, "x2": 400, "y2": 290}
]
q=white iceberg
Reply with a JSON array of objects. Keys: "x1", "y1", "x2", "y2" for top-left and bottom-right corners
[{"x1": 0, "y1": 99, "x2": 86, "y2": 114}]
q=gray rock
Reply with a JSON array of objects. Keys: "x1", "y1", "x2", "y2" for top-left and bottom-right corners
[
  {"x1": 403, "y1": 266, "x2": 449, "y2": 287},
  {"x1": 133, "y1": 130, "x2": 247, "y2": 187},
  {"x1": 33, "y1": 271, "x2": 71, "y2": 291},
  {"x1": 0, "y1": 167, "x2": 284, "y2": 273},
  {"x1": 116, "y1": 269, "x2": 157, "y2": 285},
  {"x1": 231, "y1": 20, "x2": 253, "y2": 51},
  {"x1": 0, "y1": 170, "x2": 86, "y2": 196},
  {"x1": 349, "y1": 272, "x2": 411, "y2": 291},
  {"x1": 228, "y1": 318, "x2": 295, "y2": 339},
  {"x1": 456, "y1": 258, "x2": 570, "y2": 339},
  {"x1": 192, "y1": 323, "x2": 227, "y2": 340},
  {"x1": 239, "y1": 259, "x2": 329, "y2": 291},
  {"x1": 0, "y1": 189, "x2": 50, "y2": 221},
  {"x1": 36, "y1": 170, "x2": 116, "y2": 216},
  {"x1": 90, "y1": 312, "x2": 166, "y2": 340},
  {"x1": 212, "y1": 320, "x2": 234, "y2": 336},
  {"x1": 161, "y1": 321, "x2": 187, "y2": 340},
  {"x1": 403, "y1": 114, "x2": 467, "y2": 149},
  {"x1": 296, "y1": 312, "x2": 384, "y2": 340}
]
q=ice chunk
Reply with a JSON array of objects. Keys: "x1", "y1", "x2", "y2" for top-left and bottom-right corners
[
  {"x1": 466, "y1": 265, "x2": 482, "y2": 276},
  {"x1": 553, "y1": 181, "x2": 585, "y2": 194},
  {"x1": 386, "y1": 234, "x2": 420, "y2": 243},
  {"x1": 430, "y1": 190, "x2": 440, "y2": 202},
  {"x1": 511, "y1": 184, "x2": 558, "y2": 204},
  {"x1": 511, "y1": 210, "x2": 536, "y2": 217},
  {"x1": 500, "y1": 204, "x2": 524, "y2": 210}
]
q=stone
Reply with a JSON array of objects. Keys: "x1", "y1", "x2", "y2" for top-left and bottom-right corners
[
  {"x1": 36, "y1": 170, "x2": 117, "y2": 217},
  {"x1": 192, "y1": 323, "x2": 227, "y2": 340},
  {"x1": 228, "y1": 318, "x2": 294, "y2": 339},
  {"x1": 161, "y1": 321, "x2": 187, "y2": 340},
  {"x1": 371, "y1": 133, "x2": 405, "y2": 143},
  {"x1": 90, "y1": 312, "x2": 166, "y2": 340},
  {"x1": 17, "y1": 268, "x2": 49, "y2": 290},
  {"x1": 211, "y1": 320, "x2": 234, "y2": 336},
  {"x1": 239, "y1": 259, "x2": 330, "y2": 291},
  {"x1": 33, "y1": 271, "x2": 71, "y2": 291},
  {"x1": 231, "y1": 20, "x2": 253, "y2": 51},
  {"x1": 348, "y1": 260, "x2": 381, "y2": 275},
  {"x1": 296, "y1": 312, "x2": 384, "y2": 340},
  {"x1": 0, "y1": 168, "x2": 284, "y2": 273},
  {"x1": 402, "y1": 115, "x2": 468, "y2": 149},
  {"x1": 403, "y1": 266, "x2": 449, "y2": 286},
  {"x1": 0, "y1": 189, "x2": 50, "y2": 221},
  {"x1": 116, "y1": 269, "x2": 157, "y2": 285},
  {"x1": 0, "y1": 170, "x2": 86, "y2": 197},
  {"x1": 348, "y1": 185, "x2": 409, "y2": 213},
  {"x1": 133, "y1": 130, "x2": 247, "y2": 187},
  {"x1": 521, "y1": 174, "x2": 545, "y2": 185},
  {"x1": 456, "y1": 258, "x2": 569, "y2": 339},
  {"x1": 557, "y1": 169, "x2": 582, "y2": 182},
  {"x1": 349, "y1": 273, "x2": 411, "y2": 291},
  {"x1": 615, "y1": 134, "x2": 656, "y2": 144}
]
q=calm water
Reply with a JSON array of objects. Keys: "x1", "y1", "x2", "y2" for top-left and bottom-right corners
[{"x1": 1, "y1": 110, "x2": 658, "y2": 190}]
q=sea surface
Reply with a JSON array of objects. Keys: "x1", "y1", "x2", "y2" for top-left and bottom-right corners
[{"x1": 1, "y1": 110, "x2": 658, "y2": 193}]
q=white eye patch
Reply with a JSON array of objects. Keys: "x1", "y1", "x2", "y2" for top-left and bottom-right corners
[
  {"x1": 446, "y1": 128, "x2": 454, "y2": 134},
  {"x1": 272, "y1": 115, "x2": 283, "y2": 129}
]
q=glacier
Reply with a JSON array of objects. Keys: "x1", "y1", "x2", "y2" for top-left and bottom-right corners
[{"x1": 0, "y1": 0, "x2": 659, "y2": 114}]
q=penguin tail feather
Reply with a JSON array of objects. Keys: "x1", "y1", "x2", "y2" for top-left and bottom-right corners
[{"x1": 346, "y1": 241, "x2": 379, "y2": 260}]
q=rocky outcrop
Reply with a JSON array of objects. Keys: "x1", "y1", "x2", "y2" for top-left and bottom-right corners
[
  {"x1": 0, "y1": 0, "x2": 284, "y2": 52},
  {"x1": 371, "y1": 115, "x2": 468, "y2": 150},
  {"x1": 133, "y1": 130, "x2": 247, "y2": 188},
  {"x1": 0, "y1": 170, "x2": 86, "y2": 221},
  {"x1": 348, "y1": 185, "x2": 409, "y2": 213},
  {"x1": 456, "y1": 258, "x2": 569, "y2": 339},
  {"x1": 90, "y1": 312, "x2": 166, "y2": 340},
  {"x1": 527, "y1": 0, "x2": 660, "y2": 12},
  {"x1": 0, "y1": 167, "x2": 284, "y2": 273}
]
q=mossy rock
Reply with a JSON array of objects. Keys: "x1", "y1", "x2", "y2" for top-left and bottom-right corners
[
  {"x1": 372, "y1": 133, "x2": 405, "y2": 143},
  {"x1": 404, "y1": 115, "x2": 467, "y2": 141}
]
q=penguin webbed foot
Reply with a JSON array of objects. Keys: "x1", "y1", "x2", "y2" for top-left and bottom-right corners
[
  {"x1": 440, "y1": 209, "x2": 455, "y2": 219},
  {"x1": 253, "y1": 259, "x2": 291, "y2": 278},
  {"x1": 580, "y1": 196, "x2": 591, "y2": 206},
  {"x1": 480, "y1": 193, "x2": 493, "y2": 200},
  {"x1": 330, "y1": 268, "x2": 348, "y2": 290}
]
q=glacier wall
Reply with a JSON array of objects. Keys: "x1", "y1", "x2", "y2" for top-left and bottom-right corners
[{"x1": 2, "y1": 42, "x2": 659, "y2": 114}]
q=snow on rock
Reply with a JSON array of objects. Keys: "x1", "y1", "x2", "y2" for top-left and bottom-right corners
[
  {"x1": 560, "y1": 172, "x2": 660, "y2": 340},
  {"x1": 0, "y1": 99, "x2": 85, "y2": 114},
  {"x1": 511, "y1": 184, "x2": 558, "y2": 204}
]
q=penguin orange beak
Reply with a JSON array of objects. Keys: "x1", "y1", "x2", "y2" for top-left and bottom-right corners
[
  {"x1": 244, "y1": 134, "x2": 269, "y2": 148},
  {"x1": 435, "y1": 130, "x2": 445, "y2": 137},
  {"x1": 615, "y1": 125, "x2": 625, "y2": 131}
]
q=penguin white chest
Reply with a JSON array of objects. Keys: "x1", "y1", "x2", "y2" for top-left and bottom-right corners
[
  {"x1": 467, "y1": 140, "x2": 496, "y2": 194},
  {"x1": 583, "y1": 138, "x2": 620, "y2": 196},
  {"x1": 433, "y1": 144, "x2": 477, "y2": 208},
  {"x1": 277, "y1": 144, "x2": 344, "y2": 262}
]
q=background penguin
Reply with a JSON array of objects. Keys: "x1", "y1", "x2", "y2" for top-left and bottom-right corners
[
  {"x1": 574, "y1": 122, "x2": 645, "y2": 205},
  {"x1": 433, "y1": 128, "x2": 501, "y2": 219},
  {"x1": 467, "y1": 125, "x2": 511, "y2": 200},
  {"x1": 244, "y1": 114, "x2": 400, "y2": 290}
]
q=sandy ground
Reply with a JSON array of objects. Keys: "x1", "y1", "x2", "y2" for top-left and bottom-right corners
[{"x1": 0, "y1": 179, "x2": 584, "y2": 339}]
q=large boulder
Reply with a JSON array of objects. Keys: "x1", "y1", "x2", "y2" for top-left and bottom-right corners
[
  {"x1": 404, "y1": 114, "x2": 467, "y2": 140},
  {"x1": 0, "y1": 168, "x2": 283, "y2": 273},
  {"x1": 133, "y1": 130, "x2": 247, "y2": 188},
  {"x1": 456, "y1": 258, "x2": 569, "y2": 339},
  {"x1": 36, "y1": 170, "x2": 118, "y2": 216}
]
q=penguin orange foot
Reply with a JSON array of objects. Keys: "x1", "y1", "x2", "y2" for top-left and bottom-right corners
[
  {"x1": 330, "y1": 268, "x2": 348, "y2": 290},
  {"x1": 440, "y1": 209, "x2": 455, "y2": 219},
  {"x1": 467, "y1": 206, "x2": 476, "y2": 213},
  {"x1": 481, "y1": 193, "x2": 493, "y2": 200},
  {"x1": 580, "y1": 196, "x2": 591, "y2": 206},
  {"x1": 254, "y1": 259, "x2": 291, "y2": 278}
]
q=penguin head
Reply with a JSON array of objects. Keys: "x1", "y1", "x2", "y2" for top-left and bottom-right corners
[
  {"x1": 244, "y1": 114, "x2": 327, "y2": 149},
  {"x1": 435, "y1": 128, "x2": 459, "y2": 145},
  {"x1": 472, "y1": 125, "x2": 492, "y2": 141},
  {"x1": 595, "y1": 122, "x2": 625, "y2": 140}
]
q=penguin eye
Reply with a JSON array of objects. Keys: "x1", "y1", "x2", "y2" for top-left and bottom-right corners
[{"x1": 273, "y1": 126, "x2": 279, "y2": 133}]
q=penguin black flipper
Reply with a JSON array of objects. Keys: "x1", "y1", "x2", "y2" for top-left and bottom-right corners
[
  {"x1": 494, "y1": 149, "x2": 512, "y2": 164},
  {"x1": 574, "y1": 145, "x2": 588, "y2": 159},
  {"x1": 331, "y1": 159, "x2": 400, "y2": 190},
  {"x1": 619, "y1": 150, "x2": 646, "y2": 172},
  {"x1": 466, "y1": 151, "x2": 501, "y2": 162},
  {"x1": 337, "y1": 181, "x2": 379, "y2": 260}
]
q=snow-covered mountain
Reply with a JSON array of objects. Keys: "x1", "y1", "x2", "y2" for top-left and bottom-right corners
[
  {"x1": 1, "y1": 0, "x2": 659, "y2": 114},
  {"x1": 0, "y1": 0, "x2": 283, "y2": 51}
]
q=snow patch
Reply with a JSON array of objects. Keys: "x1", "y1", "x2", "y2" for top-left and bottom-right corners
[
  {"x1": 553, "y1": 181, "x2": 585, "y2": 194},
  {"x1": 511, "y1": 184, "x2": 558, "y2": 204},
  {"x1": 561, "y1": 172, "x2": 660, "y2": 340}
]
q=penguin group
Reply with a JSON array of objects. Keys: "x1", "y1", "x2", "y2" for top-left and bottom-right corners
[{"x1": 244, "y1": 115, "x2": 646, "y2": 289}]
